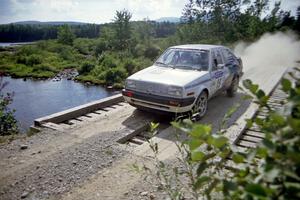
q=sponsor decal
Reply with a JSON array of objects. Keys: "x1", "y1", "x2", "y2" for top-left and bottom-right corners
[{"x1": 214, "y1": 71, "x2": 223, "y2": 78}]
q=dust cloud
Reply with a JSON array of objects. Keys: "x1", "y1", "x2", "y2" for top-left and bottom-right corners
[{"x1": 234, "y1": 31, "x2": 300, "y2": 73}]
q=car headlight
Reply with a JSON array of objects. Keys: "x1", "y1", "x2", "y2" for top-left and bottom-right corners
[
  {"x1": 125, "y1": 79, "x2": 136, "y2": 89},
  {"x1": 168, "y1": 86, "x2": 182, "y2": 97}
]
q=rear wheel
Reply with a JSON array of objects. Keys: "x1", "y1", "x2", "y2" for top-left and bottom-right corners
[
  {"x1": 192, "y1": 91, "x2": 208, "y2": 120},
  {"x1": 227, "y1": 76, "x2": 239, "y2": 97}
]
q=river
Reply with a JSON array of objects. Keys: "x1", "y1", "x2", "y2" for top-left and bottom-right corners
[
  {"x1": 1, "y1": 76, "x2": 117, "y2": 133},
  {"x1": 0, "y1": 42, "x2": 35, "y2": 47}
]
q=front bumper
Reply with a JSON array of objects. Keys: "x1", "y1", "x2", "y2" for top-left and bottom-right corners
[{"x1": 122, "y1": 89, "x2": 195, "y2": 113}]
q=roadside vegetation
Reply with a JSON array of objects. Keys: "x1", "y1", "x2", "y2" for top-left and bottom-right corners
[
  {"x1": 143, "y1": 70, "x2": 300, "y2": 199},
  {"x1": 0, "y1": 1, "x2": 299, "y2": 88},
  {"x1": 0, "y1": 76, "x2": 18, "y2": 137}
]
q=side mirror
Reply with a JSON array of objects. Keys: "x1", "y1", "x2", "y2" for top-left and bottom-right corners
[{"x1": 217, "y1": 64, "x2": 225, "y2": 69}]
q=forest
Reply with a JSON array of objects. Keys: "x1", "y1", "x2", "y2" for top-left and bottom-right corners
[{"x1": 0, "y1": 0, "x2": 299, "y2": 88}]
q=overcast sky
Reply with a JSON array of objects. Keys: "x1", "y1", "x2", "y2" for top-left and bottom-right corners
[{"x1": 0, "y1": 0, "x2": 299, "y2": 24}]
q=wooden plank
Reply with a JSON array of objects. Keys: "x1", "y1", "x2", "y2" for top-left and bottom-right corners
[
  {"x1": 77, "y1": 116, "x2": 91, "y2": 121},
  {"x1": 41, "y1": 122, "x2": 65, "y2": 131},
  {"x1": 241, "y1": 135, "x2": 263, "y2": 143},
  {"x1": 237, "y1": 140, "x2": 257, "y2": 148},
  {"x1": 129, "y1": 138, "x2": 144, "y2": 145},
  {"x1": 85, "y1": 113, "x2": 100, "y2": 118},
  {"x1": 244, "y1": 130, "x2": 265, "y2": 138}
]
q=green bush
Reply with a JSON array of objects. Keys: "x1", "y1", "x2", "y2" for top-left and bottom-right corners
[
  {"x1": 74, "y1": 38, "x2": 95, "y2": 55},
  {"x1": 26, "y1": 54, "x2": 42, "y2": 66},
  {"x1": 103, "y1": 67, "x2": 127, "y2": 85},
  {"x1": 145, "y1": 72, "x2": 300, "y2": 199},
  {"x1": 122, "y1": 59, "x2": 137, "y2": 75},
  {"x1": 98, "y1": 53, "x2": 118, "y2": 68},
  {"x1": 95, "y1": 39, "x2": 108, "y2": 56},
  {"x1": 79, "y1": 61, "x2": 96, "y2": 75},
  {"x1": 0, "y1": 77, "x2": 18, "y2": 135},
  {"x1": 144, "y1": 45, "x2": 161, "y2": 60}
]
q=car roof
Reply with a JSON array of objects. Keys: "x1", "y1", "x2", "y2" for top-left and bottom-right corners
[{"x1": 169, "y1": 44, "x2": 224, "y2": 50}]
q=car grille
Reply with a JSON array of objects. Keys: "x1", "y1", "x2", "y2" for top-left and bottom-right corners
[{"x1": 135, "y1": 81, "x2": 168, "y2": 96}]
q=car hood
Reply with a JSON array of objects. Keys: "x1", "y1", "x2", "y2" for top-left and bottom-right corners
[{"x1": 128, "y1": 65, "x2": 208, "y2": 86}]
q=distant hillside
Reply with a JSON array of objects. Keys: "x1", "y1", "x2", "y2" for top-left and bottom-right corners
[
  {"x1": 12, "y1": 21, "x2": 90, "y2": 25},
  {"x1": 155, "y1": 17, "x2": 180, "y2": 23}
]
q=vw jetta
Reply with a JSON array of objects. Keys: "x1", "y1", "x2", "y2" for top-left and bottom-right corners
[{"x1": 122, "y1": 44, "x2": 243, "y2": 118}]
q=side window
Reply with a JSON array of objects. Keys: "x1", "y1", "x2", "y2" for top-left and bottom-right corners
[
  {"x1": 223, "y1": 49, "x2": 238, "y2": 66},
  {"x1": 211, "y1": 49, "x2": 223, "y2": 71},
  {"x1": 215, "y1": 50, "x2": 224, "y2": 65},
  {"x1": 211, "y1": 51, "x2": 218, "y2": 71}
]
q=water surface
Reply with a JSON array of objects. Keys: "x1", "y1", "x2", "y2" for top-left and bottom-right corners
[{"x1": 2, "y1": 77, "x2": 117, "y2": 132}]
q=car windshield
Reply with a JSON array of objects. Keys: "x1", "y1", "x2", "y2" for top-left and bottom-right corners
[{"x1": 155, "y1": 48, "x2": 209, "y2": 71}]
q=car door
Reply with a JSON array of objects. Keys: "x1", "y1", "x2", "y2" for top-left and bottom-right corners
[
  {"x1": 222, "y1": 48, "x2": 241, "y2": 87},
  {"x1": 210, "y1": 48, "x2": 230, "y2": 94}
]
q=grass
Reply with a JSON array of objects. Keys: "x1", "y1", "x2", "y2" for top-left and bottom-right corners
[{"x1": 0, "y1": 39, "x2": 157, "y2": 88}]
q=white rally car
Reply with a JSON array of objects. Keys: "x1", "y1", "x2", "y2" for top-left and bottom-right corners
[{"x1": 122, "y1": 44, "x2": 243, "y2": 118}]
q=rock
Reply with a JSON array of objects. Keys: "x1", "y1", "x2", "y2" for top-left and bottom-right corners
[
  {"x1": 21, "y1": 191, "x2": 29, "y2": 199},
  {"x1": 20, "y1": 145, "x2": 28, "y2": 150},
  {"x1": 149, "y1": 193, "x2": 155, "y2": 199},
  {"x1": 140, "y1": 191, "x2": 148, "y2": 196}
]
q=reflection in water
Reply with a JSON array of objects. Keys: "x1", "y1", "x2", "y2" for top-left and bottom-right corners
[{"x1": 2, "y1": 77, "x2": 117, "y2": 132}]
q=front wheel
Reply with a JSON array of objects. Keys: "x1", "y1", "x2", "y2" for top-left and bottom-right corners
[
  {"x1": 192, "y1": 91, "x2": 208, "y2": 120},
  {"x1": 227, "y1": 77, "x2": 239, "y2": 97}
]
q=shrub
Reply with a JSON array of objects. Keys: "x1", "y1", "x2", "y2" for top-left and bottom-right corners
[
  {"x1": 26, "y1": 54, "x2": 42, "y2": 66},
  {"x1": 0, "y1": 77, "x2": 18, "y2": 136},
  {"x1": 122, "y1": 59, "x2": 137, "y2": 75},
  {"x1": 79, "y1": 62, "x2": 96, "y2": 75},
  {"x1": 98, "y1": 53, "x2": 118, "y2": 68},
  {"x1": 74, "y1": 38, "x2": 94, "y2": 55},
  {"x1": 103, "y1": 67, "x2": 127, "y2": 85},
  {"x1": 145, "y1": 73, "x2": 300, "y2": 199},
  {"x1": 144, "y1": 45, "x2": 161, "y2": 60},
  {"x1": 95, "y1": 39, "x2": 108, "y2": 56}
]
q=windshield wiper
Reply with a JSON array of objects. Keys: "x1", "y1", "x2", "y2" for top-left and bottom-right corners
[
  {"x1": 175, "y1": 65, "x2": 202, "y2": 71},
  {"x1": 155, "y1": 61, "x2": 167, "y2": 66}
]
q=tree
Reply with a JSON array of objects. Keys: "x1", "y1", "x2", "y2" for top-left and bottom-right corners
[
  {"x1": 57, "y1": 25, "x2": 75, "y2": 45},
  {"x1": 113, "y1": 9, "x2": 132, "y2": 50},
  {"x1": 181, "y1": 0, "x2": 196, "y2": 24}
]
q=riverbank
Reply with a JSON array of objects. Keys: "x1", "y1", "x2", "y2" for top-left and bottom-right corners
[{"x1": 0, "y1": 39, "x2": 156, "y2": 89}]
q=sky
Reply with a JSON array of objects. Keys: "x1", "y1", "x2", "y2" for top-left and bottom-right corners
[{"x1": 0, "y1": 0, "x2": 299, "y2": 24}]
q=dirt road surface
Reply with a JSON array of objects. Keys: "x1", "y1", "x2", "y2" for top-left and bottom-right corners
[{"x1": 0, "y1": 61, "x2": 289, "y2": 200}]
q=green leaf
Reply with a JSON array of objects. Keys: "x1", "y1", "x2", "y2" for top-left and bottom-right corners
[
  {"x1": 223, "y1": 180, "x2": 237, "y2": 193},
  {"x1": 249, "y1": 83, "x2": 259, "y2": 94},
  {"x1": 191, "y1": 151, "x2": 205, "y2": 161},
  {"x1": 243, "y1": 79, "x2": 253, "y2": 90},
  {"x1": 284, "y1": 182, "x2": 300, "y2": 190},
  {"x1": 282, "y1": 78, "x2": 292, "y2": 92},
  {"x1": 188, "y1": 139, "x2": 202, "y2": 151},
  {"x1": 190, "y1": 124, "x2": 211, "y2": 138},
  {"x1": 212, "y1": 136, "x2": 228, "y2": 149},
  {"x1": 245, "y1": 184, "x2": 267, "y2": 197},
  {"x1": 270, "y1": 113, "x2": 285, "y2": 126},
  {"x1": 256, "y1": 89, "x2": 266, "y2": 99},
  {"x1": 246, "y1": 119, "x2": 253, "y2": 128},
  {"x1": 194, "y1": 176, "x2": 211, "y2": 190},
  {"x1": 196, "y1": 162, "x2": 208, "y2": 176},
  {"x1": 232, "y1": 153, "x2": 244, "y2": 163}
]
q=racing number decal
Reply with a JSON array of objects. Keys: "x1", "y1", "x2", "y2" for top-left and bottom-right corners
[
  {"x1": 216, "y1": 78, "x2": 222, "y2": 89},
  {"x1": 214, "y1": 71, "x2": 223, "y2": 90}
]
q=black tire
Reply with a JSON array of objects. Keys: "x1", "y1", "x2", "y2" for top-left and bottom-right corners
[
  {"x1": 192, "y1": 91, "x2": 208, "y2": 120},
  {"x1": 227, "y1": 76, "x2": 239, "y2": 97}
]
